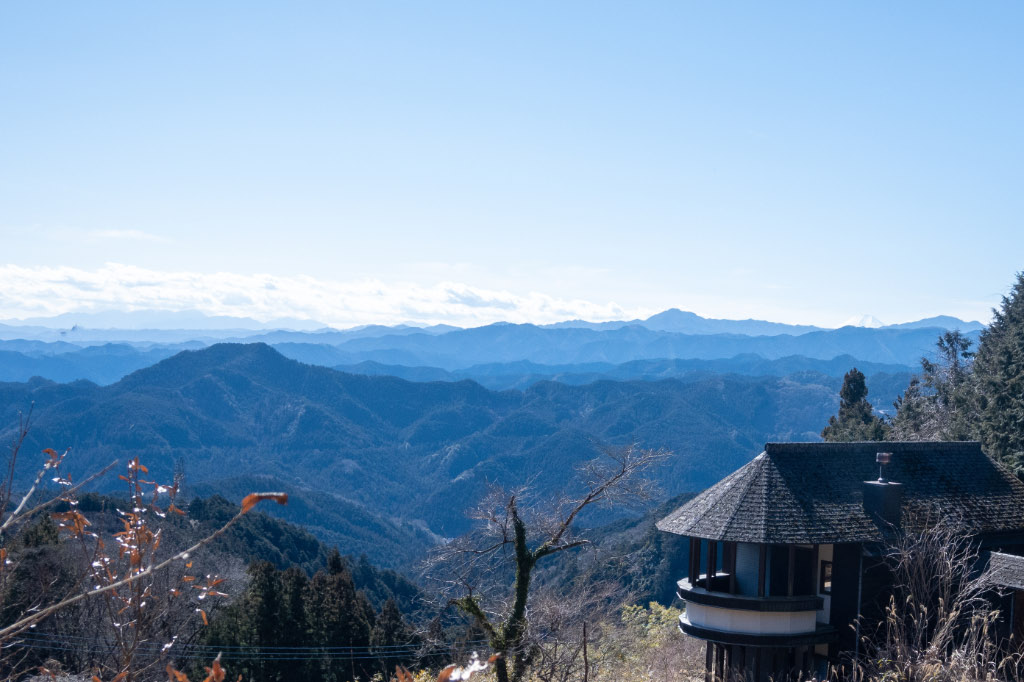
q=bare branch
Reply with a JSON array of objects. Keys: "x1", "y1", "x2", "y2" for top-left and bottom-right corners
[
  {"x1": 0, "y1": 494, "x2": 282, "y2": 642},
  {"x1": 3, "y1": 459, "x2": 118, "y2": 534}
]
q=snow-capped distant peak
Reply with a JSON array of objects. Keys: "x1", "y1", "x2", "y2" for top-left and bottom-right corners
[{"x1": 841, "y1": 314, "x2": 885, "y2": 328}]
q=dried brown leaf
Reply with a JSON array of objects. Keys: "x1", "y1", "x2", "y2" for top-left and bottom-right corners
[
  {"x1": 240, "y1": 492, "x2": 288, "y2": 514},
  {"x1": 166, "y1": 663, "x2": 190, "y2": 682},
  {"x1": 202, "y1": 658, "x2": 226, "y2": 682}
]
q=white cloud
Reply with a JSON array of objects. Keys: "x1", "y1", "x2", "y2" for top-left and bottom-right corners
[{"x1": 0, "y1": 263, "x2": 649, "y2": 328}]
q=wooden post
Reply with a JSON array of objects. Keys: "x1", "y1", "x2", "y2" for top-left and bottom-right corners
[
  {"x1": 728, "y1": 542, "x2": 737, "y2": 594},
  {"x1": 690, "y1": 537, "x2": 700, "y2": 585},
  {"x1": 812, "y1": 544, "x2": 819, "y2": 596},
  {"x1": 708, "y1": 540, "x2": 717, "y2": 583},
  {"x1": 716, "y1": 642, "x2": 725, "y2": 682},
  {"x1": 758, "y1": 544, "x2": 767, "y2": 597},
  {"x1": 706, "y1": 642, "x2": 714, "y2": 682},
  {"x1": 787, "y1": 545, "x2": 796, "y2": 596}
]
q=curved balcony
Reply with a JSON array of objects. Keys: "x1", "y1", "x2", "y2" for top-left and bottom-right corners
[
  {"x1": 678, "y1": 576, "x2": 823, "y2": 612},
  {"x1": 677, "y1": 577, "x2": 836, "y2": 646}
]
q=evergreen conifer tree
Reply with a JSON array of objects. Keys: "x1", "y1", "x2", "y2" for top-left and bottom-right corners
[
  {"x1": 975, "y1": 272, "x2": 1024, "y2": 474},
  {"x1": 305, "y1": 549, "x2": 372, "y2": 682},
  {"x1": 371, "y1": 598, "x2": 415, "y2": 676},
  {"x1": 241, "y1": 561, "x2": 283, "y2": 682},
  {"x1": 821, "y1": 368, "x2": 889, "y2": 441},
  {"x1": 889, "y1": 331, "x2": 979, "y2": 441},
  {"x1": 275, "y1": 565, "x2": 309, "y2": 680}
]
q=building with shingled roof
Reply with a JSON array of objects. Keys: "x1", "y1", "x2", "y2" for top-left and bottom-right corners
[{"x1": 656, "y1": 441, "x2": 1024, "y2": 681}]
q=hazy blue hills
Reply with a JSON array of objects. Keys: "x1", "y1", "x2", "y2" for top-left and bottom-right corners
[
  {"x1": 546, "y1": 309, "x2": 984, "y2": 336},
  {"x1": 0, "y1": 310, "x2": 979, "y2": 389},
  {"x1": 0, "y1": 308, "x2": 981, "y2": 347},
  {"x1": 544, "y1": 308, "x2": 828, "y2": 335},
  {"x1": 0, "y1": 343, "x2": 183, "y2": 384},
  {"x1": 331, "y1": 354, "x2": 913, "y2": 392},
  {"x1": 881, "y1": 315, "x2": 986, "y2": 332},
  {"x1": 0, "y1": 343, "x2": 886, "y2": 566},
  {"x1": 303, "y1": 323, "x2": 979, "y2": 369},
  {"x1": 0, "y1": 328, "x2": 937, "y2": 389}
]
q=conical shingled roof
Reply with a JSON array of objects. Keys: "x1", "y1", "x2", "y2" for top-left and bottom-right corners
[{"x1": 656, "y1": 441, "x2": 1024, "y2": 544}]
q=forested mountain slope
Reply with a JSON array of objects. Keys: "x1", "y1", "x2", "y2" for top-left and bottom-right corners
[{"x1": 0, "y1": 343, "x2": 885, "y2": 561}]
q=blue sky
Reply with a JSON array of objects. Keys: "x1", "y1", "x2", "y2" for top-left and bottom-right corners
[{"x1": 1, "y1": 2, "x2": 1021, "y2": 328}]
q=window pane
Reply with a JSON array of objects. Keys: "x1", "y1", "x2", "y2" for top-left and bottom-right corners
[{"x1": 820, "y1": 561, "x2": 833, "y2": 594}]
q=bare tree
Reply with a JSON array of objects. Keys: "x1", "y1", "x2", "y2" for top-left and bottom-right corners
[
  {"x1": 526, "y1": 580, "x2": 625, "y2": 682},
  {"x1": 428, "y1": 444, "x2": 669, "y2": 682}
]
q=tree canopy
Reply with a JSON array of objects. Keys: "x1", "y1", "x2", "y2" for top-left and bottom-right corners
[
  {"x1": 975, "y1": 272, "x2": 1024, "y2": 474},
  {"x1": 888, "y1": 330, "x2": 979, "y2": 441},
  {"x1": 821, "y1": 368, "x2": 889, "y2": 442}
]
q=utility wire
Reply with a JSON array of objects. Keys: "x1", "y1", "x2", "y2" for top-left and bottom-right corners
[
  {"x1": 5, "y1": 639, "x2": 482, "y2": 662},
  {"x1": 8, "y1": 632, "x2": 491, "y2": 661},
  {"x1": 12, "y1": 630, "x2": 488, "y2": 652}
]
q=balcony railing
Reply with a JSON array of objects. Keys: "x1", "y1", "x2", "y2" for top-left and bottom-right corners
[
  {"x1": 678, "y1": 577, "x2": 823, "y2": 613},
  {"x1": 676, "y1": 575, "x2": 835, "y2": 644}
]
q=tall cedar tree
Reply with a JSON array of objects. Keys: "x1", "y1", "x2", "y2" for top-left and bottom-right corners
[
  {"x1": 975, "y1": 272, "x2": 1024, "y2": 474},
  {"x1": 199, "y1": 562, "x2": 287, "y2": 682},
  {"x1": 243, "y1": 561, "x2": 283, "y2": 682},
  {"x1": 304, "y1": 549, "x2": 374, "y2": 682},
  {"x1": 371, "y1": 598, "x2": 415, "y2": 677},
  {"x1": 821, "y1": 368, "x2": 889, "y2": 441}
]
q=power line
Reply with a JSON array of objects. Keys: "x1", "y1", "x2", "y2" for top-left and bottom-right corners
[
  {"x1": 5, "y1": 638, "x2": 481, "y2": 662},
  {"x1": 13, "y1": 630, "x2": 488, "y2": 653},
  {"x1": 8, "y1": 632, "x2": 491, "y2": 661}
]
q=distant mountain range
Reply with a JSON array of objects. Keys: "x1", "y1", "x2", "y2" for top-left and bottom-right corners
[
  {"x1": 0, "y1": 308, "x2": 985, "y2": 343},
  {"x1": 543, "y1": 308, "x2": 828, "y2": 336},
  {"x1": 0, "y1": 343, "x2": 889, "y2": 561},
  {"x1": 0, "y1": 309, "x2": 976, "y2": 388},
  {"x1": 272, "y1": 323, "x2": 980, "y2": 369},
  {"x1": 332, "y1": 355, "x2": 912, "y2": 395}
]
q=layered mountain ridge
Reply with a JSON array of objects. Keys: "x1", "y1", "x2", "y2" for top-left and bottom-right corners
[{"x1": 0, "y1": 342, "x2": 891, "y2": 566}]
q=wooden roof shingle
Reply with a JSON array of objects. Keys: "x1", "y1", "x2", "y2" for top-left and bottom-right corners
[
  {"x1": 656, "y1": 442, "x2": 1024, "y2": 544},
  {"x1": 988, "y1": 552, "x2": 1024, "y2": 591}
]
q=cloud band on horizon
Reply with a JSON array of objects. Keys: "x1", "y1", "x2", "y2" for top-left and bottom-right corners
[{"x1": 0, "y1": 263, "x2": 645, "y2": 328}]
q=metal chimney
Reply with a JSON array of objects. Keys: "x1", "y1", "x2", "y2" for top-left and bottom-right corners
[
  {"x1": 876, "y1": 451, "x2": 892, "y2": 482},
  {"x1": 864, "y1": 452, "x2": 902, "y2": 530}
]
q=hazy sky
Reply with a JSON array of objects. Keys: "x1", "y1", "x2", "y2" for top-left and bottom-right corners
[{"x1": 2, "y1": 2, "x2": 1021, "y2": 328}]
